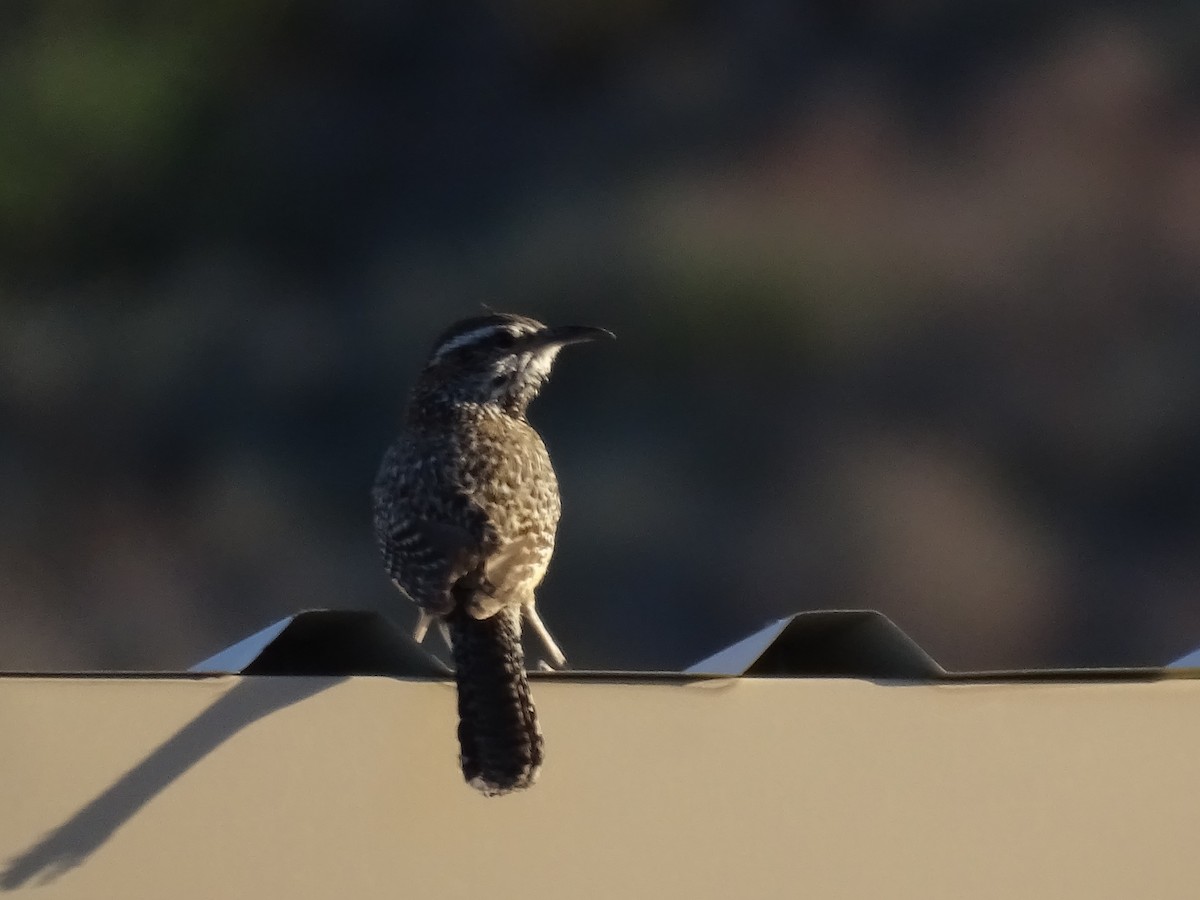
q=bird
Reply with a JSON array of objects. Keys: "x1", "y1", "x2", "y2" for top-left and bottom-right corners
[{"x1": 372, "y1": 312, "x2": 613, "y2": 796}]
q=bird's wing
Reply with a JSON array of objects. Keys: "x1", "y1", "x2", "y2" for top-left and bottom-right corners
[{"x1": 407, "y1": 501, "x2": 502, "y2": 614}]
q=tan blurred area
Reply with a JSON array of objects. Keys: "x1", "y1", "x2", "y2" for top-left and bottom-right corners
[{"x1": 2, "y1": 1, "x2": 1200, "y2": 671}]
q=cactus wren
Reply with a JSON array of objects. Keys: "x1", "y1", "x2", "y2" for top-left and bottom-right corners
[{"x1": 372, "y1": 312, "x2": 612, "y2": 796}]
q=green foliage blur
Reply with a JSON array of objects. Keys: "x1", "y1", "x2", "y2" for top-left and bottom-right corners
[{"x1": 4, "y1": 0, "x2": 1200, "y2": 671}]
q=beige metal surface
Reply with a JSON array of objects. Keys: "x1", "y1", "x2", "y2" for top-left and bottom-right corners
[{"x1": 1, "y1": 674, "x2": 1197, "y2": 899}]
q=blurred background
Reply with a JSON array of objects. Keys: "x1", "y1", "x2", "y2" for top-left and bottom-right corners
[{"x1": 3, "y1": 0, "x2": 1200, "y2": 672}]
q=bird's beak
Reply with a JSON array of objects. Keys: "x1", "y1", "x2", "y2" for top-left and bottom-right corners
[{"x1": 527, "y1": 324, "x2": 616, "y2": 350}]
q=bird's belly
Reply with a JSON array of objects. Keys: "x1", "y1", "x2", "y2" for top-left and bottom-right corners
[{"x1": 484, "y1": 536, "x2": 552, "y2": 594}]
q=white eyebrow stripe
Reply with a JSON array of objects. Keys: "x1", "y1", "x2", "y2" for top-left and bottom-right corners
[{"x1": 429, "y1": 325, "x2": 506, "y2": 364}]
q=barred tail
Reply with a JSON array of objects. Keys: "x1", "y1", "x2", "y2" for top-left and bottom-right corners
[{"x1": 448, "y1": 604, "x2": 543, "y2": 796}]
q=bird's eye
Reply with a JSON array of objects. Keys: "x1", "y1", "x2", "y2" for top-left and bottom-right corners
[
  {"x1": 491, "y1": 374, "x2": 507, "y2": 387},
  {"x1": 493, "y1": 331, "x2": 516, "y2": 350}
]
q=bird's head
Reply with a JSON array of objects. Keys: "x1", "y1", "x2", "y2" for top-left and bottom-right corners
[{"x1": 414, "y1": 313, "x2": 614, "y2": 415}]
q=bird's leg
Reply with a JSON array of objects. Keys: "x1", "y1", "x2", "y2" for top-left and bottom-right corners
[
  {"x1": 413, "y1": 610, "x2": 435, "y2": 644},
  {"x1": 523, "y1": 604, "x2": 567, "y2": 669},
  {"x1": 413, "y1": 610, "x2": 455, "y2": 654}
]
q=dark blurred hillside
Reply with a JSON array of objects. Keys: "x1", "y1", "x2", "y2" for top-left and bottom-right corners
[{"x1": 4, "y1": 0, "x2": 1200, "y2": 671}]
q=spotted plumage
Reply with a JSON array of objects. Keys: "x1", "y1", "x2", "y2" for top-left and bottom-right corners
[{"x1": 372, "y1": 312, "x2": 612, "y2": 795}]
